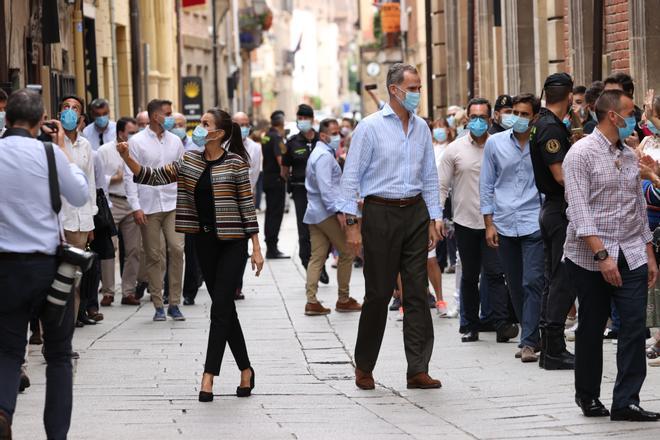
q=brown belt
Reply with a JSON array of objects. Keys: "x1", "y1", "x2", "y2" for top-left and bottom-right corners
[{"x1": 365, "y1": 194, "x2": 422, "y2": 208}]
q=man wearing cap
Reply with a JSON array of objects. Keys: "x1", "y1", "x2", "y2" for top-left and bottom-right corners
[
  {"x1": 489, "y1": 95, "x2": 514, "y2": 134},
  {"x1": 282, "y1": 105, "x2": 327, "y2": 281},
  {"x1": 530, "y1": 72, "x2": 576, "y2": 370},
  {"x1": 262, "y1": 110, "x2": 289, "y2": 259}
]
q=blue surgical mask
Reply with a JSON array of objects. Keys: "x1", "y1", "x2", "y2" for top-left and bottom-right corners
[
  {"x1": 327, "y1": 135, "x2": 341, "y2": 151},
  {"x1": 446, "y1": 115, "x2": 456, "y2": 128},
  {"x1": 0, "y1": 111, "x2": 5, "y2": 130},
  {"x1": 615, "y1": 112, "x2": 636, "y2": 140},
  {"x1": 501, "y1": 113, "x2": 517, "y2": 129},
  {"x1": 94, "y1": 115, "x2": 109, "y2": 129},
  {"x1": 170, "y1": 127, "x2": 187, "y2": 141},
  {"x1": 192, "y1": 125, "x2": 209, "y2": 146},
  {"x1": 467, "y1": 117, "x2": 488, "y2": 137},
  {"x1": 590, "y1": 110, "x2": 597, "y2": 122},
  {"x1": 240, "y1": 126, "x2": 250, "y2": 139},
  {"x1": 432, "y1": 128, "x2": 447, "y2": 143},
  {"x1": 512, "y1": 116, "x2": 530, "y2": 134},
  {"x1": 647, "y1": 119, "x2": 659, "y2": 135},
  {"x1": 162, "y1": 116, "x2": 175, "y2": 131},
  {"x1": 563, "y1": 117, "x2": 571, "y2": 128},
  {"x1": 297, "y1": 120, "x2": 312, "y2": 133},
  {"x1": 60, "y1": 109, "x2": 79, "y2": 131},
  {"x1": 396, "y1": 87, "x2": 420, "y2": 112}
]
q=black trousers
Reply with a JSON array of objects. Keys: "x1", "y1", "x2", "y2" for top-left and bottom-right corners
[
  {"x1": 263, "y1": 176, "x2": 286, "y2": 250},
  {"x1": 566, "y1": 254, "x2": 648, "y2": 410},
  {"x1": 355, "y1": 197, "x2": 434, "y2": 377},
  {"x1": 183, "y1": 234, "x2": 204, "y2": 300},
  {"x1": 539, "y1": 197, "x2": 576, "y2": 331},
  {"x1": 291, "y1": 184, "x2": 311, "y2": 266},
  {"x1": 454, "y1": 223, "x2": 510, "y2": 333},
  {"x1": 0, "y1": 255, "x2": 74, "y2": 440},
  {"x1": 194, "y1": 234, "x2": 251, "y2": 375}
]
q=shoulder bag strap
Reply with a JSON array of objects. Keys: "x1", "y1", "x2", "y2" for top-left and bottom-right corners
[{"x1": 43, "y1": 141, "x2": 62, "y2": 214}]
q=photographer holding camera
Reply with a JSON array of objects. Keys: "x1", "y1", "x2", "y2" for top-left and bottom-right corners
[{"x1": 0, "y1": 89, "x2": 89, "y2": 440}]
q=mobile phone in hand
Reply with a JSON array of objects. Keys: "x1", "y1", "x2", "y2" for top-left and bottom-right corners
[{"x1": 365, "y1": 84, "x2": 377, "y2": 91}]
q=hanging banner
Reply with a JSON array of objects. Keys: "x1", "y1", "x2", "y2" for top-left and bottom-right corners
[
  {"x1": 183, "y1": 0, "x2": 206, "y2": 7},
  {"x1": 381, "y1": 2, "x2": 401, "y2": 33},
  {"x1": 182, "y1": 76, "x2": 203, "y2": 133}
]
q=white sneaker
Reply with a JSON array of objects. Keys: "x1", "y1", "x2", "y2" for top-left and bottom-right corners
[
  {"x1": 436, "y1": 301, "x2": 448, "y2": 317},
  {"x1": 565, "y1": 323, "x2": 578, "y2": 342},
  {"x1": 445, "y1": 308, "x2": 459, "y2": 319}
]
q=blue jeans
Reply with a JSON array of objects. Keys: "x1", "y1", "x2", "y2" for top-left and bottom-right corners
[{"x1": 498, "y1": 231, "x2": 544, "y2": 348}]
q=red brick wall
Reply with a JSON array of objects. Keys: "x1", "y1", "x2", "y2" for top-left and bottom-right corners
[{"x1": 604, "y1": 0, "x2": 630, "y2": 72}]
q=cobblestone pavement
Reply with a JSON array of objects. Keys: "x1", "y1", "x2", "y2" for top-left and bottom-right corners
[{"x1": 13, "y1": 213, "x2": 660, "y2": 439}]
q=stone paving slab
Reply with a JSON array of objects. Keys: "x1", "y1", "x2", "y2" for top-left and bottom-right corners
[{"x1": 12, "y1": 212, "x2": 660, "y2": 439}]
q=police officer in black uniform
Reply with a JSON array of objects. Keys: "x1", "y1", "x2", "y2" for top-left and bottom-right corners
[
  {"x1": 488, "y1": 94, "x2": 514, "y2": 134},
  {"x1": 262, "y1": 110, "x2": 289, "y2": 259},
  {"x1": 281, "y1": 104, "x2": 329, "y2": 283},
  {"x1": 530, "y1": 73, "x2": 576, "y2": 371}
]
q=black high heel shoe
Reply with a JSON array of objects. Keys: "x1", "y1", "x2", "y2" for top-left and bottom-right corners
[
  {"x1": 199, "y1": 376, "x2": 214, "y2": 402},
  {"x1": 236, "y1": 367, "x2": 255, "y2": 397}
]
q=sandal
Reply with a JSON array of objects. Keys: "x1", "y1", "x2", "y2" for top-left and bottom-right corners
[{"x1": 646, "y1": 345, "x2": 660, "y2": 359}]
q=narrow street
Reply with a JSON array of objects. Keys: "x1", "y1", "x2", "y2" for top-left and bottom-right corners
[{"x1": 13, "y1": 212, "x2": 660, "y2": 440}]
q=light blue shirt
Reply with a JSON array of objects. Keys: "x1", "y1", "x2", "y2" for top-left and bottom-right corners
[
  {"x1": 304, "y1": 142, "x2": 342, "y2": 225},
  {"x1": 480, "y1": 129, "x2": 542, "y2": 237},
  {"x1": 0, "y1": 130, "x2": 89, "y2": 254},
  {"x1": 339, "y1": 103, "x2": 441, "y2": 219}
]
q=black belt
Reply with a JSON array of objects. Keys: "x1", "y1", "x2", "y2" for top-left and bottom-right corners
[
  {"x1": 365, "y1": 194, "x2": 422, "y2": 208},
  {"x1": 200, "y1": 225, "x2": 214, "y2": 233},
  {"x1": 0, "y1": 252, "x2": 54, "y2": 261},
  {"x1": 109, "y1": 193, "x2": 127, "y2": 200}
]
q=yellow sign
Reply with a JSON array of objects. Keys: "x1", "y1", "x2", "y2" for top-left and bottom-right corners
[{"x1": 381, "y1": 3, "x2": 401, "y2": 33}]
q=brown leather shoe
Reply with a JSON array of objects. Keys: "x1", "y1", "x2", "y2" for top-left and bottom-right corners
[
  {"x1": 336, "y1": 297, "x2": 362, "y2": 312},
  {"x1": 355, "y1": 368, "x2": 375, "y2": 390},
  {"x1": 0, "y1": 409, "x2": 11, "y2": 440},
  {"x1": 121, "y1": 294, "x2": 141, "y2": 306},
  {"x1": 87, "y1": 309, "x2": 104, "y2": 322},
  {"x1": 407, "y1": 372, "x2": 442, "y2": 389},
  {"x1": 305, "y1": 302, "x2": 331, "y2": 316},
  {"x1": 521, "y1": 346, "x2": 539, "y2": 363},
  {"x1": 100, "y1": 295, "x2": 114, "y2": 307}
]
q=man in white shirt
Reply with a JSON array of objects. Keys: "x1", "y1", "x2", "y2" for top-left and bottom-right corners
[
  {"x1": 135, "y1": 111, "x2": 149, "y2": 130},
  {"x1": 233, "y1": 111, "x2": 262, "y2": 194},
  {"x1": 124, "y1": 99, "x2": 186, "y2": 321},
  {"x1": 171, "y1": 112, "x2": 198, "y2": 152},
  {"x1": 96, "y1": 117, "x2": 142, "y2": 307},
  {"x1": 438, "y1": 97, "x2": 517, "y2": 345},
  {"x1": 58, "y1": 96, "x2": 98, "y2": 322},
  {"x1": 81, "y1": 98, "x2": 116, "y2": 150}
]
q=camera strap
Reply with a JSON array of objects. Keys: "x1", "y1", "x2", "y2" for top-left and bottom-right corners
[{"x1": 43, "y1": 141, "x2": 66, "y2": 245}]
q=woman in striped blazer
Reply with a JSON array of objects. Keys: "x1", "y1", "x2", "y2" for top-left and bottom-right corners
[{"x1": 117, "y1": 108, "x2": 264, "y2": 402}]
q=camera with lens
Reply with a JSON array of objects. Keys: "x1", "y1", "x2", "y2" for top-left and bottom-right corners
[{"x1": 42, "y1": 244, "x2": 95, "y2": 326}]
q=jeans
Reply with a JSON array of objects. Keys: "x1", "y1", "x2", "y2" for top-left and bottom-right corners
[
  {"x1": 566, "y1": 254, "x2": 648, "y2": 410},
  {"x1": 454, "y1": 223, "x2": 509, "y2": 333},
  {"x1": 194, "y1": 234, "x2": 251, "y2": 375},
  {"x1": 0, "y1": 255, "x2": 74, "y2": 440},
  {"x1": 497, "y1": 231, "x2": 544, "y2": 348}
]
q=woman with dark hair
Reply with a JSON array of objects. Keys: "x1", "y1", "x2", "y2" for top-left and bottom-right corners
[{"x1": 117, "y1": 108, "x2": 264, "y2": 401}]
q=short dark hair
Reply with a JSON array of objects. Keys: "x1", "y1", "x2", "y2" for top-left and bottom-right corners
[
  {"x1": 572, "y1": 85, "x2": 587, "y2": 95},
  {"x1": 585, "y1": 81, "x2": 604, "y2": 105},
  {"x1": 270, "y1": 110, "x2": 285, "y2": 127},
  {"x1": 6, "y1": 88, "x2": 44, "y2": 127},
  {"x1": 595, "y1": 89, "x2": 625, "y2": 122},
  {"x1": 512, "y1": 93, "x2": 541, "y2": 115},
  {"x1": 60, "y1": 95, "x2": 85, "y2": 112},
  {"x1": 386, "y1": 63, "x2": 419, "y2": 92},
  {"x1": 544, "y1": 86, "x2": 571, "y2": 105},
  {"x1": 89, "y1": 98, "x2": 109, "y2": 113},
  {"x1": 466, "y1": 97, "x2": 491, "y2": 117},
  {"x1": 0, "y1": 89, "x2": 7, "y2": 102},
  {"x1": 319, "y1": 118, "x2": 338, "y2": 134},
  {"x1": 117, "y1": 116, "x2": 137, "y2": 133},
  {"x1": 146, "y1": 99, "x2": 172, "y2": 117},
  {"x1": 604, "y1": 72, "x2": 634, "y2": 99}
]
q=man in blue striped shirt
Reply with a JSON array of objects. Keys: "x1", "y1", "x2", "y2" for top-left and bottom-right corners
[
  {"x1": 480, "y1": 93, "x2": 545, "y2": 363},
  {"x1": 339, "y1": 63, "x2": 442, "y2": 390}
]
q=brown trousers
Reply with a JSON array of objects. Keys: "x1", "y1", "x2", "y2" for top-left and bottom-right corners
[{"x1": 354, "y1": 198, "x2": 434, "y2": 377}]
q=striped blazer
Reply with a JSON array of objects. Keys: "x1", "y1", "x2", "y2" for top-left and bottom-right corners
[{"x1": 134, "y1": 150, "x2": 259, "y2": 240}]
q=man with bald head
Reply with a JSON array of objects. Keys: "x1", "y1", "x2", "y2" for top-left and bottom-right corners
[
  {"x1": 170, "y1": 112, "x2": 197, "y2": 151},
  {"x1": 135, "y1": 111, "x2": 149, "y2": 130}
]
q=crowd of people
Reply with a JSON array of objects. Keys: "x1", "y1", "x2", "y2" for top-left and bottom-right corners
[{"x1": 2, "y1": 61, "x2": 660, "y2": 439}]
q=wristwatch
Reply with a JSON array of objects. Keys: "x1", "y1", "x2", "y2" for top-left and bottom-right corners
[
  {"x1": 345, "y1": 216, "x2": 358, "y2": 226},
  {"x1": 594, "y1": 249, "x2": 609, "y2": 262}
]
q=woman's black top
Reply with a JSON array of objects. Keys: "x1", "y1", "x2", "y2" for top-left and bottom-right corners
[{"x1": 194, "y1": 153, "x2": 226, "y2": 229}]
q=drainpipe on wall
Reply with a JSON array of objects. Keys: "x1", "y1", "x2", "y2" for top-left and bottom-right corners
[
  {"x1": 109, "y1": 0, "x2": 120, "y2": 118},
  {"x1": 73, "y1": 0, "x2": 85, "y2": 99},
  {"x1": 231, "y1": 0, "x2": 241, "y2": 112}
]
